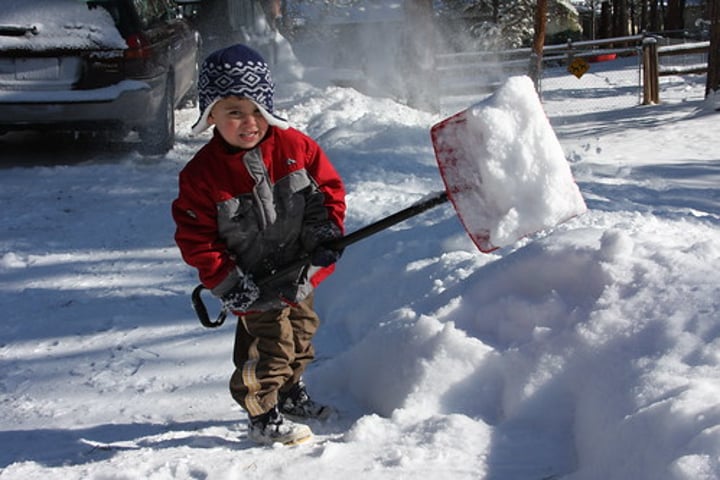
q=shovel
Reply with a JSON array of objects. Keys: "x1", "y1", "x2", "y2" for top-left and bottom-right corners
[
  {"x1": 192, "y1": 190, "x2": 450, "y2": 328},
  {"x1": 190, "y1": 76, "x2": 586, "y2": 328}
]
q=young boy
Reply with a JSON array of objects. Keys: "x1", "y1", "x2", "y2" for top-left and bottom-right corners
[{"x1": 172, "y1": 44, "x2": 346, "y2": 446}]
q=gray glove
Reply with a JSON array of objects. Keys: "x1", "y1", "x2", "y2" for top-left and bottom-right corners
[{"x1": 220, "y1": 273, "x2": 260, "y2": 314}]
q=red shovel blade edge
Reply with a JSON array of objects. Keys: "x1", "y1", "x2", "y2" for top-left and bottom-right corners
[{"x1": 431, "y1": 110, "x2": 496, "y2": 253}]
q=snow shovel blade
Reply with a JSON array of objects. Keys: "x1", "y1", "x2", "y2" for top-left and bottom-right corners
[
  {"x1": 431, "y1": 111, "x2": 495, "y2": 253},
  {"x1": 430, "y1": 76, "x2": 586, "y2": 253}
]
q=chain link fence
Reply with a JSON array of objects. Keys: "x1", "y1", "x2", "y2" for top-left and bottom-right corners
[
  {"x1": 539, "y1": 53, "x2": 643, "y2": 115},
  {"x1": 436, "y1": 36, "x2": 645, "y2": 115},
  {"x1": 286, "y1": 24, "x2": 708, "y2": 116},
  {"x1": 436, "y1": 34, "x2": 710, "y2": 116}
]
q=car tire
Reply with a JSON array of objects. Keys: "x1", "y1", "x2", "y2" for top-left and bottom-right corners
[{"x1": 139, "y1": 76, "x2": 175, "y2": 156}]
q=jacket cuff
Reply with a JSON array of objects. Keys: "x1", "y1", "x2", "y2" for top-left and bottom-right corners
[{"x1": 211, "y1": 267, "x2": 241, "y2": 297}]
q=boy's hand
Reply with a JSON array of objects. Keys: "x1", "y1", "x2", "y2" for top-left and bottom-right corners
[
  {"x1": 221, "y1": 274, "x2": 260, "y2": 313},
  {"x1": 311, "y1": 246, "x2": 342, "y2": 267},
  {"x1": 303, "y1": 221, "x2": 342, "y2": 249},
  {"x1": 304, "y1": 221, "x2": 343, "y2": 267}
]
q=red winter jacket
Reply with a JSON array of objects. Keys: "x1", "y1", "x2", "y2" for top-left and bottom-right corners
[{"x1": 172, "y1": 127, "x2": 345, "y2": 310}]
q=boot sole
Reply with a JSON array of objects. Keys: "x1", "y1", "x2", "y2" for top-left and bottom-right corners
[
  {"x1": 284, "y1": 432, "x2": 314, "y2": 446},
  {"x1": 248, "y1": 425, "x2": 313, "y2": 446}
]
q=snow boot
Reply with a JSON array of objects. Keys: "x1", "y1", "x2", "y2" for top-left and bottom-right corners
[
  {"x1": 279, "y1": 381, "x2": 335, "y2": 421},
  {"x1": 248, "y1": 405, "x2": 313, "y2": 446}
]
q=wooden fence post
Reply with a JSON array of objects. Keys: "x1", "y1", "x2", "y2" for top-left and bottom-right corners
[{"x1": 642, "y1": 36, "x2": 660, "y2": 104}]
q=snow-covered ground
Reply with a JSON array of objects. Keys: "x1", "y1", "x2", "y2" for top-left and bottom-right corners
[{"x1": 1, "y1": 49, "x2": 719, "y2": 479}]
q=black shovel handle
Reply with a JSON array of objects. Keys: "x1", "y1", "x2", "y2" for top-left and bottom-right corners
[
  {"x1": 191, "y1": 191, "x2": 449, "y2": 328},
  {"x1": 192, "y1": 284, "x2": 228, "y2": 328}
]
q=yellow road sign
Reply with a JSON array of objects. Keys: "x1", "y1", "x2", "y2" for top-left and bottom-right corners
[{"x1": 568, "y1": 57, "x2": 590, "y2": 79}]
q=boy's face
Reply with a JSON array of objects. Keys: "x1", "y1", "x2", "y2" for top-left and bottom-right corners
[{"x1": 208, "y1": 96, "x2": 269, "y2": 149}]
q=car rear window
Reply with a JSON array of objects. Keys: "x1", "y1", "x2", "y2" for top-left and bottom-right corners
[
  {"x1": 0, "y1": 0, "x2": 127, "y2": 52},
  {"x1": 131, "y1": 0, "x2": 173, "y2": 29},
  {"x1": 87, "y1": 0, "x2": 136, "y2": 38}
]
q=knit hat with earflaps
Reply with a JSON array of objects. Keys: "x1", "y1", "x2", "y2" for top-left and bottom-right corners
[{"x1": 191, "y1": 44, "x2": 289, "y2": 135}]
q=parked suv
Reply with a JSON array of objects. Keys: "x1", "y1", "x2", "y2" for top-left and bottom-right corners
[{"x1": 0, "y1": 0, "x2": 199, "y2": 155}]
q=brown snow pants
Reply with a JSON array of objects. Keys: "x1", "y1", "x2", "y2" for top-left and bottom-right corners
[{"x1": 229, "y1": 293, "x2": 320, "y2": 417}]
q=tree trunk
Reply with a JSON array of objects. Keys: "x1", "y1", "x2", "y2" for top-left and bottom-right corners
[
  {"x1": 629, "y1": 0, "x2": 636, "y2": 34},
  {"x1": 665, "y1": 0, "x2": 685, "y2": 33},
  {"x1": 639, "y1": 0, "x2": 648, "y2": 32},
  {"x1": 649, "y1": 0, "x2": 661, "y2": 32},
  {"x1": 492, "y1": 0, "x2": 501, "y2": 23},
  {"x1": 612, "y1": 0, "x2": 629, "y2": 37},
  {"x1": 707, "y1": 0, "x2": 720, "y2": 99},
  {"x1": 599, "y1": 1, "x2": 612, "y2": 38},
  {"x1": 530, "y1": 0, "x2": 548, "y2": 90}
]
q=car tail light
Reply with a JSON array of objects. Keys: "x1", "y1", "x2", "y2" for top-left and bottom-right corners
[{"x1": 124, "y1": 33, "x2": 152, "y2": 59}]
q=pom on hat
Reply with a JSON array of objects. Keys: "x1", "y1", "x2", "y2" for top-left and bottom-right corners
[{"x1": 191, "y1": 44, "x2": 289, "y2": 135}]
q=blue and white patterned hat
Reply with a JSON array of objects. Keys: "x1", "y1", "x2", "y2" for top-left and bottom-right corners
[{"x1": 191, "y1": 44, "x2": 289, "y2": 135}]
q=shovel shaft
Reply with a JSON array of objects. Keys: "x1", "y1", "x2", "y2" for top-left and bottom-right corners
[
  {"x1": 331, "y1": 190, "x2": 448, "y2": 251},
  {"x1": 260, "y1": 190, "x2": 449, "y2": 283},
  {"x1": 191, "y1": 190, "x2": 449, "y2": 328}
]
